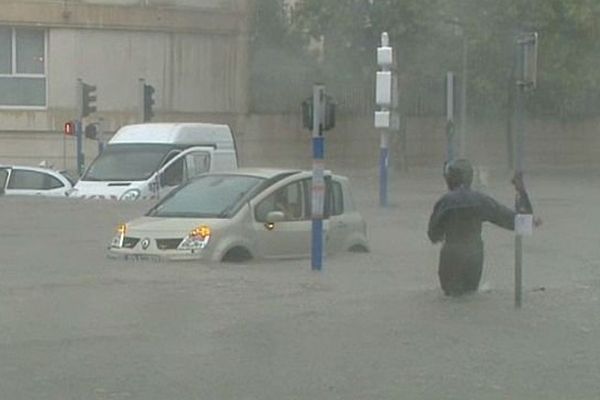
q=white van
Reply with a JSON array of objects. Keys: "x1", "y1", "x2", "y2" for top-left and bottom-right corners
[{"x1": 71, "y1": 123, "x2": 238, "y2": 200}]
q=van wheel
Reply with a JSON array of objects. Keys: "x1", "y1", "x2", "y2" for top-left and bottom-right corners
[
  {"x1": 222, "y1": 247, "x2": 253, "y2": 263},
  {"x1": 348, "y1": 244, "x2": 369, "y2": 253}
]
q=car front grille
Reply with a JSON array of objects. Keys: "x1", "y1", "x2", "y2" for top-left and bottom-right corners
[
  {"x1": 156, "y1": 238, "x2": 183, "y2": 250},
  {"x1": 122, "y1": 237, "x2": 140, "y2": 249}
]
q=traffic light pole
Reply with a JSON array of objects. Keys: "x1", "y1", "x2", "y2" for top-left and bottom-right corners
[
  {"x1": 139, "y1": 78, "x2": 146, "y2": 122},
  {"x1": 311, "y1": 84, "x2": 325, "y2": 271},
  {"x1": 76, "y1": 119, "x2": 84, "y2": 176},
  {"x1": 75, "y1": 78, "x2": 97, "y2": 176}
]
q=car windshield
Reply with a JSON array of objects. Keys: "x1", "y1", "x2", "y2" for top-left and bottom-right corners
[
  {"x1": 148, "y1": 174, "x2": 265, "y2": 218},
  {"x1": 81, "y1": 144, "x2": 175, "y2": 181}
]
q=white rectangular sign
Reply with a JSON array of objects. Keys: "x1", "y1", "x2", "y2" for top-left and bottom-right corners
[
  {"x1": 376, "y1": 71, "x2": 392, "y2": 106},
  {"x1": 515, "y1": 214, "x2": 533, "y2": 236}
]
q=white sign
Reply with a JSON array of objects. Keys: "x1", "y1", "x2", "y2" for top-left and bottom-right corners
[
  {"x1": 376, "y1": 71, "x2": 392, "y2": 106},
  {"x1": 374, "y1": 111, "x2": 390, "y2": 128},
  {"x1": 515, "y1": 214, "x2": 533, "y2": 236}
]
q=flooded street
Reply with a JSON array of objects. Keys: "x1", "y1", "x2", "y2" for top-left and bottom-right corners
[{"x1": 1, "y1": 168, "x2": 599, "y2": 399}]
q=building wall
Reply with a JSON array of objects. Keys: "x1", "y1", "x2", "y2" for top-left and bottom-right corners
[
  {"x1": 237, "y1": 114, "x2": 600, "y2": 172},
  {"x1": 0, "y1": 0, "x2": 251, "y2": 136}
]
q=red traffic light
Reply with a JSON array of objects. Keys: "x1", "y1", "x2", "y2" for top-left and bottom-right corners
[{"x1": 64, "y1": 121, "x2": 76, "y2": 136}]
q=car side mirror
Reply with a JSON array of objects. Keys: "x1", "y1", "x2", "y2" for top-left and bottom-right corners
[{"x1": 266, "y1": 211, "x2": 285, "y2": 223}]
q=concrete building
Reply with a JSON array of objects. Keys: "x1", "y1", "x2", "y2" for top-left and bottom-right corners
[{"x1": 0, "y1": 0, "x2": 252, "y2": 169}]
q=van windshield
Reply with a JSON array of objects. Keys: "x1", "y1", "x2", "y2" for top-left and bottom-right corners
[{"x1": 82, "y1": 144, "x2": 176, "y2": 181}]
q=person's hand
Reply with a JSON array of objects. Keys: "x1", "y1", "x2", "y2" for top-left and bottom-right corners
[{"x1": 511, "y1": 171, "x2": 526, "y2": 193}]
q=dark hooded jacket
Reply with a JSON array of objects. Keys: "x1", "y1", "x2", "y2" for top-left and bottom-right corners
[
  {"x1": 428, "y1": 187, "x2": 516, "y2": 245},
  {"x1": 428, "y1": 185, "x2": 518, "y2": 296}
]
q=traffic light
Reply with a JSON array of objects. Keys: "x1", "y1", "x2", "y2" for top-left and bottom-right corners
[
  {"x1": 64, "y1": 120, "x2": 76, "y2": 136},
  {"x1": 301, "y1": 98, "x2": 312, "y2": 130},
  {"x1": 84, "y1": 123, "x2": 98, "y2": 140},
  {"x1": 81, "y1": 82, "x2": 97, "y2": 117},
  {"x1": 324, "y1": 98, "x2": 336, "y2": 131},
  {"x1": 301, "y1": 95, "x2": 336, "y2": 131},
  {"x1": 143, "y1": 84, "x2": 155, "y2": 122}
]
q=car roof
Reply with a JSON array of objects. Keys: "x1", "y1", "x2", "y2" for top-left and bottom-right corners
[
  {"x1": 202, "y1": 168, "x2": 349, "y2": 181},
  {"x1": 0, "y1": 164, "x2": 64, "y2": 174},
  {"x1": 208, "y1": 168, "x2": 302, "y2": 179}
]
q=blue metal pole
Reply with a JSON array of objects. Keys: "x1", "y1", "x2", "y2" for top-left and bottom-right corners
[
  {"x1": 379, "y1": 146, "x2": 388, "y2": 207},
  {"x1": 379, "y1": 131, "x2": 389, "y2": 207},
  {"x1": 311, "y1": 84, "x2": 325, "y2": 271},
  {"x1": 311, "y1": 136, "x2": 325, "y2": 271}
]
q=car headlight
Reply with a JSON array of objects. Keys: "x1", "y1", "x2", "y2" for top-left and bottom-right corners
[
  {"x1": 120, "y1": 189, "x2": 140, "y2": 201},
  {"x1": 110, "y1": 223, "x2": 127, "y2": 248},
  {"x1": 178, "y1": 225, "x2": 211, "y2": 251}
]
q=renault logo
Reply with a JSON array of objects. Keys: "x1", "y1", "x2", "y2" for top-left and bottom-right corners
[{"x1": 141, "y1": 238, "x2": 151, "y2": 250}]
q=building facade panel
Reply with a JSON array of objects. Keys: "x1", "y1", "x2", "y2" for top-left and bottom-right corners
[
  {"x1": 0, "y1": 0, "x2": 250, "y2": 133},
  {"x1": 48, "y1": 28, "x2": 169, "y2": 112}
]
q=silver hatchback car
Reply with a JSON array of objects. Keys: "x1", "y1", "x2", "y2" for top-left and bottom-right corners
[{"x1": 108, "y1": 168, "x2": 369, "y2": 262}]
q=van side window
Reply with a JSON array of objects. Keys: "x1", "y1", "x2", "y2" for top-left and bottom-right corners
[
  {"x1": 161, "y1": 158, "x2": 185, "y2": 187},
  {"x1": 189, "y1": 152, "x2": 211, "y2": 176}
]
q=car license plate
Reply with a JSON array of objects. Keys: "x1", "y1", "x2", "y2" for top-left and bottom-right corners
[{"x1": 125, "y1": 254, "x2": 163, "y2": 262}]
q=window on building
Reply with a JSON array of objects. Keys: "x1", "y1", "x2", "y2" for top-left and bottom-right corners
[{"x1": 0, "y1": 27, "x2": 46, "y2": 107}]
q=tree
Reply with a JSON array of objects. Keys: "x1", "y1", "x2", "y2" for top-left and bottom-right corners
[{"x1": 288, "y1": 0, "x2": 600, "y2": 118}]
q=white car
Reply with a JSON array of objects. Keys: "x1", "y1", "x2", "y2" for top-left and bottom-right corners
[
  {"x1": 0, "y1": 165, "x2": 75, "y2": 197},
  {"x1": 108, "y1": 168, "x2": 370, "y2": 262}
]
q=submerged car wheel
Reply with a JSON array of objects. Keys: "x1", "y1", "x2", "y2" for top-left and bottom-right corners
[{"x1": 221, "y1": 246, "x2": 253, "y2": 263}]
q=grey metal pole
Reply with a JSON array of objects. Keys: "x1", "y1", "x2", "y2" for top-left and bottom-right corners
[
  {"x1": 138, "y1": 78, "x2": 145, "y2": 123},
  {"x1": 514, "y1": 36, "x2": 525, "y2": 309},
  {"x1": 76, "y1": 78, "x2": 84, "y2": 176},
  {"x1": 459, "y1": 32, "x2": 468, "y2": 158},
  {"x1": 446, "y1": 72, "x2": 456, "y2": 161}
]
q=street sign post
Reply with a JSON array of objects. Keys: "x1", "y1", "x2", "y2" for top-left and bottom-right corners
[
  {"x1": 514, "y1": 31, "x2": 538, "y2": 308},
  {"x1": 375, "y1": 32, "x2": 394, "y2": 207}
]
